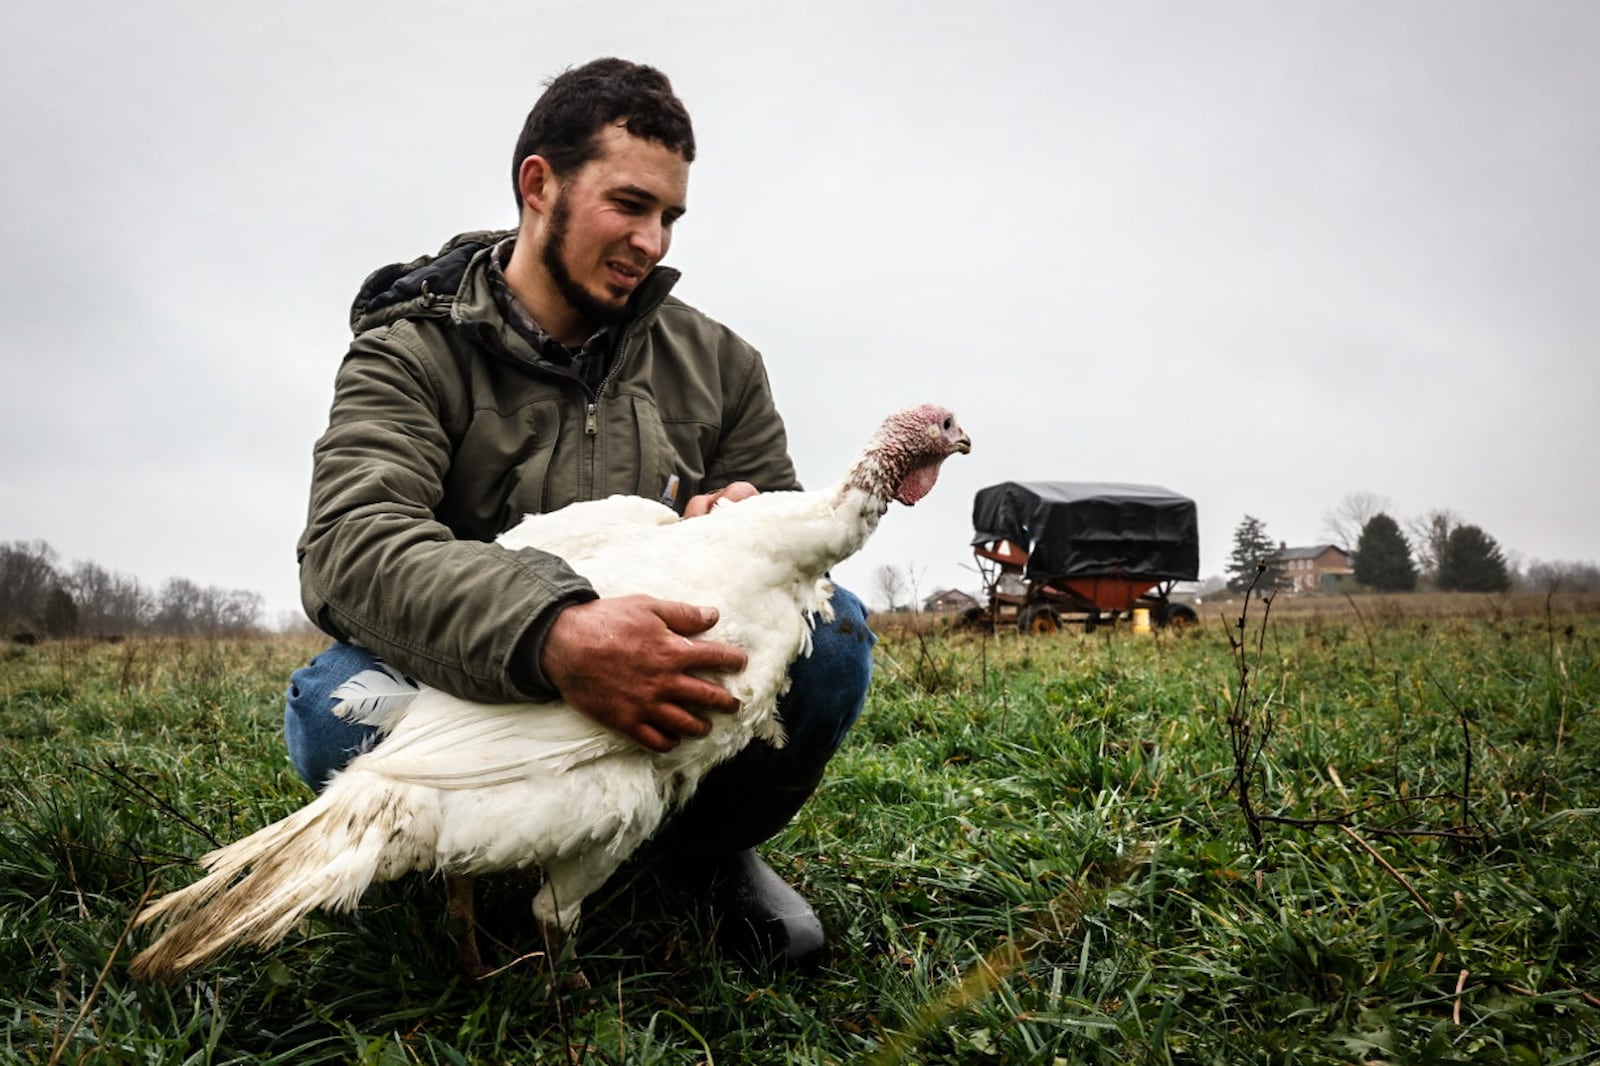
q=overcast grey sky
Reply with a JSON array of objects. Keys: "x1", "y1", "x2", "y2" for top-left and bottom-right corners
[{"x1": 3, "y1": 0, "x2": 1596, "y2": 622}]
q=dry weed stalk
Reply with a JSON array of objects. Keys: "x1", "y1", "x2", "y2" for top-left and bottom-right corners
[
  {"x1": 1223, "y1": 566, "x2": 1488, "y2": 848},
  {"x1": 1220, "y1": 564, "x2": 1278, "y2": 848}
]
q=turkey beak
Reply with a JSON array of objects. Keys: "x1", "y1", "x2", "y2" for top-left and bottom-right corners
[{"x1": 954, "y1": 431, "x2": 971, "y2": 454}]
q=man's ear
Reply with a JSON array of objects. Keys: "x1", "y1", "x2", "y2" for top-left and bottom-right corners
[{"x1": 518, "y1": 155, "x2": 558, "y2": 215}]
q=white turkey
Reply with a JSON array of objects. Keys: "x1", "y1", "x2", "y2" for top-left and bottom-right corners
[{"x1": 130, "y1": 403, "x2": 970, "y2": 982}]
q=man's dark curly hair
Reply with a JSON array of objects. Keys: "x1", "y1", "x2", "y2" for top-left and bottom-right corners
[{"x1": 511, "y1": 57, "x2": 696, "y2": 209}]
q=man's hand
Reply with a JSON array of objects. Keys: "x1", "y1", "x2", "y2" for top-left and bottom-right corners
[
  {"x1": 539, "y1": 595, "x2": 748, "y2": 752},
  {"x1": 682, "y1": 480, "x2": 758, "y2": 519}
]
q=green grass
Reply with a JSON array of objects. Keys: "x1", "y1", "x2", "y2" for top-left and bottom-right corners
[{"x1": 1, "y1": 598, "x2": 1597, "y2": 1064}]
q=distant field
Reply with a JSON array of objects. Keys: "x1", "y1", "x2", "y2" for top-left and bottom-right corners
[
  {"x1": 1192, "y1": 589, "x2": 1600, "y2": 622},
  {"x1": 881, "y1": 589, "x2": 1600, "y2": 632},
  {"x1": 2, "y1": 597, "x2": 1596, "y2": 1063}
]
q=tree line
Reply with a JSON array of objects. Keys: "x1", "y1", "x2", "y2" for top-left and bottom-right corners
[
  {"x1": 0, "y1": 539, "x2": 264, "y2": 640},
  {"x1": 1225, "y1": 495, "x2": 1599, "y2": 597}
]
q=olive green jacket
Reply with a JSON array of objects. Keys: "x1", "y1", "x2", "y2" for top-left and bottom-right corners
[{"x1": 297, "y1": 231, "x2": 798, "y2": 702}]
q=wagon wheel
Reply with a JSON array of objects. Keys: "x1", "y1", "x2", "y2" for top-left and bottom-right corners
[
  {"x1": 1017, "y1": 604, "x2": 1061, "y2": 635},
  {"x1": 1157, "y1": 602, "x2": 1198, "y2": 630},
  {"x1": 954, "y1": 605, "x2": 989, "y2": 631}
]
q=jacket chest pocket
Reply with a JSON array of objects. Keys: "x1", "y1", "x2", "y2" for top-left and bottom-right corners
[
  {"x1": 591, "y1": 393, "x2": 700, "y2": 510},
  {"x1": 439, "y1": 400, "x2": 561, "y2": 539}
]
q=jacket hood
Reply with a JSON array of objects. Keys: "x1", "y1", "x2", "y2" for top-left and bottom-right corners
[{"x1": 349, "y1": 230, "x2": 680, "y2": 337}]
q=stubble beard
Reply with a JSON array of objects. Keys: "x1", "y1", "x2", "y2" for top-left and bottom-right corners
[{"x1": 540, "y1": 191, "x2": 630, "y2": 330}]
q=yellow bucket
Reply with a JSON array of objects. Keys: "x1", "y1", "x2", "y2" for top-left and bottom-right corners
[{"x1": 1131, "y1": 607, "x2": 1152, "y2": 634}]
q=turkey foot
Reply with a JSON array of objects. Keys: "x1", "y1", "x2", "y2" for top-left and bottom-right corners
[{"x1": 445, "y1": 874, "x2": 492, "y2": 981}]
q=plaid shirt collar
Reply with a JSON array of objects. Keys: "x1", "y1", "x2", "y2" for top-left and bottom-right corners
[{"x1": 486, "y1": 237, "x2": 615, "y2": 394}]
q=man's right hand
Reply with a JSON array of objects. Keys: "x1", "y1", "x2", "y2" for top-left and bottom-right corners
[{"x1": 538, "y1": 595, "x2": 748, "y2": 752}]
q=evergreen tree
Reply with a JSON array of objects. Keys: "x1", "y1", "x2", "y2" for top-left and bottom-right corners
[
  {"x1": 1226, "y1": 515, "x2": 1282, "y2": 596},
  {"x1": 1436, "y1": 524, "x2": 1511, "y2": 592},
  {"x1": 1352, "y1": 513, "x2": 1417, "y2": 591},
  {"x1": 43, "y1": 586, "x2": 79, "y2": 637}
]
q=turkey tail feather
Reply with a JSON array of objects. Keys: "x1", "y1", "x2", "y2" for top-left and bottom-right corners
[{"x1": 129, "y1": 773, "x2": 432, "y2": 983}]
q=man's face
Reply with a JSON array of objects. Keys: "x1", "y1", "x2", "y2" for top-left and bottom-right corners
[{"x1": 538, "y1": 123, "x2": 690, "y2": 328}]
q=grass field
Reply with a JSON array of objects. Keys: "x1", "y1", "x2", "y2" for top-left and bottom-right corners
[{"x1": 1, "y1": 592, "x2": 1596, "y2": 1063}]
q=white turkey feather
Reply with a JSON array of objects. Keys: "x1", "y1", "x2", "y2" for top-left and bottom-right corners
[
  {"x1": 330, "y1": 662, "x2": 420, "y2": 730},
  {"x1": 495, "y1": 494, "x2": 679, "y2": 555},
  {"x1": 130, "y1": 404, "x2": 970, "y2": 982}
]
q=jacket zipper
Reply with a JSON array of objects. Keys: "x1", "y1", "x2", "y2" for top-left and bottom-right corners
[
  {"x1": 580, "y1": 328, "x2": 629, "y2": 499},
  {"x1": 580, "y1": 284, "x2": 666, "y2": 495}
]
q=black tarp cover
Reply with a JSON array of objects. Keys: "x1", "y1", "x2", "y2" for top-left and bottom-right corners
[{"x1": 971, "y1": 481, "x2": 1199, "y2": 582}]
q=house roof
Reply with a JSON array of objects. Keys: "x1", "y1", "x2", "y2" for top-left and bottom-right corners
[{"x1": 1276, "y1": 544, "x2": 1348, "y2": 561}]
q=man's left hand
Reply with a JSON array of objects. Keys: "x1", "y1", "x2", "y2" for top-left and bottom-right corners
[{"x1": 683, "y1": 480, "x2": 759, "y2": 518}]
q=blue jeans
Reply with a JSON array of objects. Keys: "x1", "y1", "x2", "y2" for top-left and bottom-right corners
[{"x1": 284, "y1": 586, "x2": 875, "y2": 855}]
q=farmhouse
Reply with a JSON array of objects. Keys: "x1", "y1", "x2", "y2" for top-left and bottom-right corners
[
  {"x1": 923, "y1": 588, "x2": 980, "y2": 613},
  {"x1": 1276, "y1": 543, "x2": 1354, "y2": 594}
]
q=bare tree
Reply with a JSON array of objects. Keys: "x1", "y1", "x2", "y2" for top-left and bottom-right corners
[
  {"x1": 1320, "y1": 492, "x2": 1391, "y2": 552},
  {"x1": 150, "y1": 578, "x2": 263, "y2": 637},
  {"x1": 874, "y1": 564, "x2": 909, "y2": 612},
  {"x1": 1523, "y1": 558, "x2": 1600, "y2": 594},
  {"x1": 0, "y1": 540, "x2": 62, "y2": 633},
  {"x1": 216, "y1": 589, "x2": 265, "y2": 635},
  {"x1": 1407, "y1": 509, "x2": 1462, "y2": 582},
  {"x1": 152, "y1": 577, "x2": 203, "y2": 636},
  {"x1": 68, "y1": 560, "x2": 115, "y2": 628},
  {"x1": 1, "y1": 541, "x2": 262, "y2": 639},
  {"x1": 68, "y1": 560, "x2": 151, "y2": 637}
]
